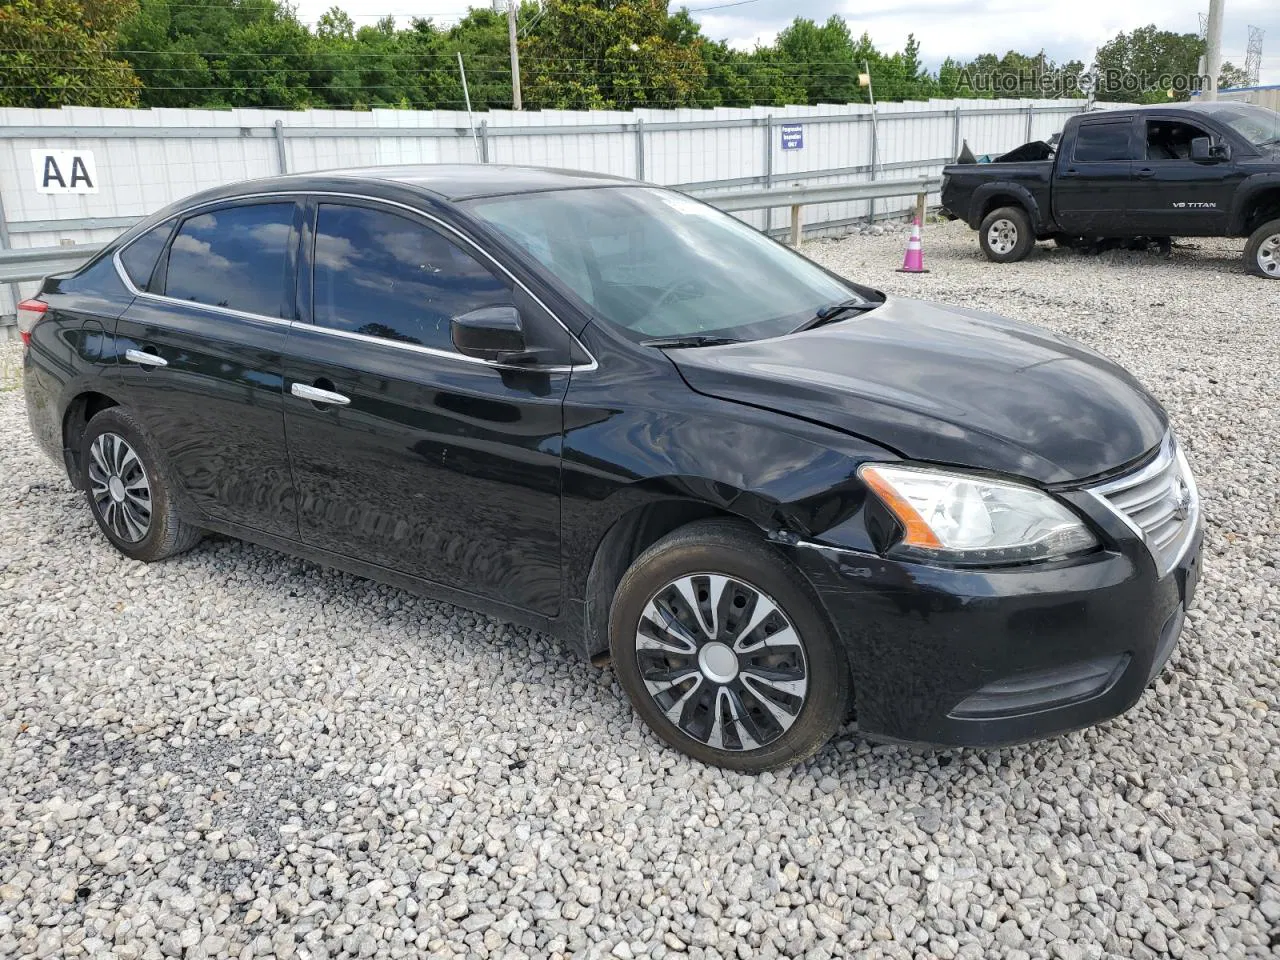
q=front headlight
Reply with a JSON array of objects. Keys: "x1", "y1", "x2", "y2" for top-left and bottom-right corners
[{"x1": 859, "y1": 463, "x2": 1098, "y2": 565}]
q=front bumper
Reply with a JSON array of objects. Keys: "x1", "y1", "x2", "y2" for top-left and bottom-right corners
[{"x1": 787, "y1": 521, "x2": 1203, "y2": 748}]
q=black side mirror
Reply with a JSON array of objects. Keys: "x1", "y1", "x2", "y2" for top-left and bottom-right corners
[
  {"x1": 451, "y1": 305, "x2": 525, "y2": 362},
  {"x1": 452, "y1": 305, "x2": 545, "y2": 364}
]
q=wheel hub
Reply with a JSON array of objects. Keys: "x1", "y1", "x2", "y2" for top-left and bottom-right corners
[
  {"x1": 87, "y1": 432, "x2": 152, "y2": 543},
  {"x1": 698, "y1": 641, "x2": 739, "y2": 683},
  {"x1": 1260, "y1": 234, "x2": 1279, "y2": 276},
  {"x1": 988, "y1": 219, "x2": 1018, "y2": 255},
  {"x1": 634, "y1": 573, "x2": 809, "y2": 752}
]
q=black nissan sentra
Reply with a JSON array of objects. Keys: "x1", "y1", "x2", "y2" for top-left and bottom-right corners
[{"x1": 21, "y1": 166, "x2": 1202, "y2": 770}]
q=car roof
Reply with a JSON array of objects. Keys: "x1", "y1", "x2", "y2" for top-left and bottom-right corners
[
  {"x1": 1101, "y1": 102, "x2": 1254, "y2": 116},
  {"x1": 315, "y1": 164, "x2": 636, "y2": 201}
]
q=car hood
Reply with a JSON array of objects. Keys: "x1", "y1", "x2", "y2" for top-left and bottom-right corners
[{"x1": 667, "y1": 297, "x2": 1168, "y2": 485}]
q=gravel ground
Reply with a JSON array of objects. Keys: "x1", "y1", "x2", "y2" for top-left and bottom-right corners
[{"x1": 2, "y1": 221, "x2": 1279, "y2": 960}]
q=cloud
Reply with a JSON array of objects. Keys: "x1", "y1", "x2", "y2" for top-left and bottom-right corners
[
  {"x1": 170, "y1": 232, "x2": 232, "y2": 272},
  {"x1": 315, "y1": 233, "x2": 358, "y2": 273}
]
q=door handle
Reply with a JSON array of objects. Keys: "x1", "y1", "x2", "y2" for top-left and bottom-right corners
[
  {"x1": 1135, "y1": 168, "x2": 1157, "y2": 179},
  {"x1": 291, "y1": 382, "x2": 351, "y2": 406},
  {"x1": 124, "y1": 348, "x2": 168, "y2": 368}
]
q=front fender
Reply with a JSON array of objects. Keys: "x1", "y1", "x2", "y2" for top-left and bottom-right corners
[
  {"x1": 1228, "y1": 173, "x2": 1280, "y2": 233},
  {"x1": 560, "y1": 392, "x2": 894, "y2": 597}
]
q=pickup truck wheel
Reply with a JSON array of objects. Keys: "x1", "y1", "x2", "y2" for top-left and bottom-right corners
[
  {"x1": 1245, "y1": 218, "x2": 1280, "y2": 278},
  {"x1": 979, "y1": 207, "x2": 1034, "y2": 263}
]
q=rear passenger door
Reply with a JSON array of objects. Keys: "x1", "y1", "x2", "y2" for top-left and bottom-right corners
[
  {"x1": 113, "y1": 198, "x2": 301, "y2": 539},
  {"x1": 281, "y1": 198, "x2": 572, "y2": 616},
  {"x1": 1054, "y1": 116, "x2": 1137, "y2": 235}
]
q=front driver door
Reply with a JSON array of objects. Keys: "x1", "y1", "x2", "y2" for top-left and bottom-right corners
[
  {"x1": 1128, "y1": 117, "x2": 1242, "y2": 236},
  {"x1": 281, "y1": 198, "x2": 572, "y2": 616}
]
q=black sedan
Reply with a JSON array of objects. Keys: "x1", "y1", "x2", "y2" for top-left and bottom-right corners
[{"x1": 20, "y1": 166, "x2": 1202, "y2": 770}]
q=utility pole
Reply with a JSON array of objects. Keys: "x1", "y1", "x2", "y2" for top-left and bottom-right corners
[
  {"x1": 507, "y1": 0, "x2": 522, "y2": 110},
  {"x1": 1205, "y1": 0, "x2": 1224, "y2": 101}
]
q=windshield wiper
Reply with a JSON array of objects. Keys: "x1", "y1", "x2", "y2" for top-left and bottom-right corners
[
  {"x1": 790, "y1": 298, "x2": 882, "y2": 334},
  {"x1": 1256, "y1": 136, "x2": 1280, "y2": 147},
  {"x1": 640, "y1": 335, "x2": 744, "y2": 349}
]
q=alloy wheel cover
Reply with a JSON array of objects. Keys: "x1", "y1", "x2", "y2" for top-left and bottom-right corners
[
  {"x1": 88, "y1": 432, "x2": 152, "y2": 543},
  {"x1": 634, "y1": 573, "x2": 809, "y2": 752}
]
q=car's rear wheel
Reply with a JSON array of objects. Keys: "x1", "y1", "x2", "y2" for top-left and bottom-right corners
[
  {"x1": 979, "y1": 206, "x2": 1035, "y2": 263},
  {"x1": 609, "y1": 520, "x2": 851, "y2": 771},
  {"x1": 80, "y1": 407, "x2": 203, "y2": 562},
  {"x1": 1245, "y1": 218, "x2": 1280, "y2": 279}
]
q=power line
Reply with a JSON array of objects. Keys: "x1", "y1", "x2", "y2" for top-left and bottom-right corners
[{"x1": 682, "y1": 0, "x2": 767, "y2": 10}]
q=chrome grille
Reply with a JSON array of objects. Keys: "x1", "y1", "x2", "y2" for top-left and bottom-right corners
[{"x1": 1088, "y1": 434, "x2": 1199, "y2": 578}]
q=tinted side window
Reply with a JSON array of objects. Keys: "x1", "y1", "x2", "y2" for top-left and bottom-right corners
[
  {"x1": 1073, "y1": 122, "x2": 1134, "y2": 162},
  {"x1": 119, "y1": 221, "x2": 171, "y2": 290},
  {"x1": 1146, "y1": 120, "x2": 1212, "y2": 160},
  {"x1": 312, "y1": 204, "x2": 509, "y2": 350},
  {"x1": 164, "y1": 203, "x2": 295, "y2": 317}
]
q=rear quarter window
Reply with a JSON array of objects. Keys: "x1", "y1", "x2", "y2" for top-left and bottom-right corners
[{"x1": 119, "y1": 221, "x2": 172, "y2": 291}]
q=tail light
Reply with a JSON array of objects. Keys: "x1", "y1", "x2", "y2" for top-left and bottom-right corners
[{"x1": 16, "y1": 299, "x2": 47, "y2": 348}]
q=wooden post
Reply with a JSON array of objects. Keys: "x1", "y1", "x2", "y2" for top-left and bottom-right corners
[
  {"x1": 790, "y1": 204, "x2": 802, "y2": 247},
  {"x1": 914, "y1": 191, "x2": 926, "y2": 226}
]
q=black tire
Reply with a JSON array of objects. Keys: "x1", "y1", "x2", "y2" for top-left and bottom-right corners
[
  {"x1": 979, "y1": 206, "x2": 1035, "y2": 263},
  {"x1": 609, "y1": 519, "x2": 851, "y2": 772},
  {"x1": 79, "y1": 406, "x2": 203, "y2": 562},
  {"x1": 1244, "y1": 217, "x2": 1280, "y2": 279}
]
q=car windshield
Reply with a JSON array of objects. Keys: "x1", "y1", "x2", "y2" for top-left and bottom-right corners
[
  {"x1": 1205, "y1": 103, "x2": 1280, "y2": 147},
  {"x1": 465, "y1": 186, "x2": 864, "y2": 342}
]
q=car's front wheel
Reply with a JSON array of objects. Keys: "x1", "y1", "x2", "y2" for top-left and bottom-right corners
[
  {"x1": 609, "y1": 520, "x2": 851, "y2": 771},
  {"x1": 80, "y1": 406, "x2": 203, "y2": 562},
  {"x1": 1245, "y1": 218, "x2": 1280, "y2": 279}
]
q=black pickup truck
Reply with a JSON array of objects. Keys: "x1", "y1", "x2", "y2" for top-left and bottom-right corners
[{"x1": 940, "y1": 102, "x2": 1280, "y2": 278}]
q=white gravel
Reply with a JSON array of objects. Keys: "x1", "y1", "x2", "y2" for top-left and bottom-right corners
[{"x1": 2, "y1": 221, "x2": 1279, "y2": 960}]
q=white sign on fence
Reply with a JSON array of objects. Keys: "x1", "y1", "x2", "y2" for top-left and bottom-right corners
[{"x1": 31, "y1": 149, "x2": 99, "y2": 194}]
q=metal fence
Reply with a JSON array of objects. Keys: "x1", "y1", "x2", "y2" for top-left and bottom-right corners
[{"x1": 1, "y1": 97, "x2": 1101, "y2": 320}]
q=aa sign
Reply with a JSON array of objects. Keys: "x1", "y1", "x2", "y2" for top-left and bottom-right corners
[{"x1": 31, "y1": 150, "x2": 100, "y2": 194}]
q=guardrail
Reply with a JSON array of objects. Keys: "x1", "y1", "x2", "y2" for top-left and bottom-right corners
[
  {"x1": 0, "y1": 175, "x2": 940, "y2": 288},
  {"x1": 697, "y1": 175, "x2": 941, "y2": 245},
  {"x1": 0, "y1": 244, "x2": 107, "y2": 284}
]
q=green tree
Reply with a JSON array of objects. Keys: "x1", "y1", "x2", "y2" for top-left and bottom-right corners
[
  {"x1": 773, "y1": 16, "x2": 860, "y2": 105},
  {"x1": 1218, "y1": 61, "x2": 1251, "y2": 92},
  {"x1": 438, "y1": 8, "x2": 515, "y2": 110},
  {"x1": 521, "y1": 0, "x2": 707, "y2": 109},
  {"x1": 1093, "y1": 25, "x2": 1204, "y2": 103},
  {"x1": 0, "y1": 0, "x2": 142, "y2": 107},
  {"x1": 211, "y1": 6, "x2": 316, "y2": 108}
]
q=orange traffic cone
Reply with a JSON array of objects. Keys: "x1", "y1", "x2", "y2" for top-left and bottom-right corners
[{"x1": 896, "y1": 217, "x2": 929, "y2": 273}]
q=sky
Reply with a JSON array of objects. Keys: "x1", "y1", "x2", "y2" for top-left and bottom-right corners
[{"x1": 291, "y1": 0, "x2": 1280, "y2": 86}]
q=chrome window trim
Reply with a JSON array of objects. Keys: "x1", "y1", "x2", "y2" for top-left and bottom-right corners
[
  {"x1": 1085, "y1": 432, "x2": 1200, "y2": 577},
  {"x1": 111, "y1": 189, "x2": 597, "y2": 373}
]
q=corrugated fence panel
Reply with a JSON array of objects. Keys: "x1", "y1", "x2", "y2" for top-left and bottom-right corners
[{"x1": 1, "y1": 99, "x2": 1111, "y2": 316}]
